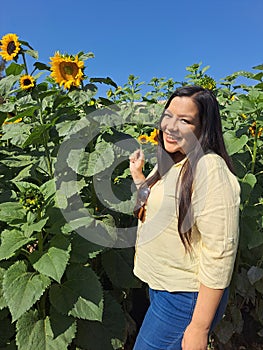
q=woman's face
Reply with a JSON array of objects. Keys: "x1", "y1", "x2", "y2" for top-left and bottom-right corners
[{"x1": 160, "y1": 96, "x2": 201, "y2": 155}]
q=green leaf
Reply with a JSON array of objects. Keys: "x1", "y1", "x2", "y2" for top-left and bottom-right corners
[
  {"x1": 5, "y1": 63, "x2": 24, "y2": 76},
  {"x1": 24, "y1": 49, "x2": 39, "y2": 59},
  {"x1": 16, "y1": 309, "x2": 76, "y2": 350},
  {"x1": 21, "y1": 217, "x2": 49, "y2": 237},
  {"x1": 75, "y1": 292, "x2": 125, "y2": 350},
  {"x1": 0, "y1": 75, "x2": 19, "y2": 95},
  {"x1": 253, "y1": 64, "x2": 263, "y2": 70},
  {"x1": 214, "y1": 319, "x2": 234, "y2": 344},
  {"x1": 0, "y1": 268, "x2": 7, "y2": 310},
  {"x1": 1, "y1": 155, "x2": 33, "y2": 167},
  {"x1": 224, "y1": 131, "x2": 248, "y2": 155},
  {"x1": 83, "y1": 142, "x2": 115, "y2": 176},
  {"x1": 1, "y1": 123, "x2": 32, "y2": 147},
  {"x1": 0, "y1": 102, "x2": 15, "y2": 113},
  {"x1": 102, "y1": 249, "x2": 141, "y2": 288},
  {"x1": 49, "y1": 264, "x2": 103, "y2": 321},
  {"x1": 31, "y1": 235, "x2": 71, "y2": 283},
  {"x1": 14, "y1": 181, "x2": 39, "y2": 193},
  {"x1": 70, "y1": 233, "x2": 104, "y2": 263},
  {"x1": 63, "y1": 216, "x2": 94, "y2": 233},
  {"x1": 68, "y1": 90, "x2": 94, "y2": 107},
  {"x1": 240, "y1": 173, "x2": 257, "y2": 202},
  {"x1": 248, "y1": 229, "x2": 263, "y2": 249},
  {"x1": 247, "y1": 266, "x2": 263, "y2": 285},
  {"x1": 40, "y1": 179, "x2": 56, "y2": 200},
  {"x1": 3, "y1": 261, "x2": 50, "y2": 321},
  {"x1": 0, "y1": 229, "x2": 35, "y2": 261},
  {"x1": 78, "y1": 52, "x2": 95, "y2": 61},
  {"x1": 90, "y1": 77, "x2": 118, "y2": 88},
  {"x1": 0, "y1": 202, "x2": 26, "y2": 223},
  {"x1": 33, "y1": 62, "x2": 50, "y2": 71},
  {"x1": 22, "y1": 124, "x2": 51, "y2": 148}
]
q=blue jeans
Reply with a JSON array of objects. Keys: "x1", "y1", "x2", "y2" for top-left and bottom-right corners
[{"x1": 133, "y1": 287, "x2": 229, "y2": 350}]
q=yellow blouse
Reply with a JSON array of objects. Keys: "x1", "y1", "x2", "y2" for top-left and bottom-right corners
[{"x1": 133, "y1": 152, "x2": 240, "y2": 291}]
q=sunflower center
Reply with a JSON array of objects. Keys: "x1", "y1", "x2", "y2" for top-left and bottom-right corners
[
  {"x1": 59, "y1": 61, "x2": 78, "y2": 80},
  {"x1": 7, "y1": 41, "x2": 16, "y2": 55},
  {"x1": 23, "y1": 78, "x2": 32, "y2": 86}
]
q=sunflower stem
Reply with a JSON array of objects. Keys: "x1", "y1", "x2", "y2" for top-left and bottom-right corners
[
  {"x1": 251, "y1": 132, "x2": 258, "y2": 174},
  {"x1": 38, "y1": 97, "x2": 53, "y2": 178},
  {"x1": 21, "y1": 52, "x2": 29, "y2": 75}
]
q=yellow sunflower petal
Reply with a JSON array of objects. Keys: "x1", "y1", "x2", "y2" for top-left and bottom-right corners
[
  {"x1": 0, "y1": 33, "x2": 21, "y2": 61},
  {"x1": 148, "y1": 128, "x2": 159, "y2": 145},
  {"x1": 49, "y1": 52, "x2": 84, "y2": 90},
  {"x1": 138, "y1": 135, "x2": 149, "y2": 144}
]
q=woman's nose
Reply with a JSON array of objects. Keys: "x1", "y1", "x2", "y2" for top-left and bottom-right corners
[{"x1": 167, "y1": 117, "x2": 179, "y2": 132}]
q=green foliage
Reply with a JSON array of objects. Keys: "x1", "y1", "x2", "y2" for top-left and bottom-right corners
[{"x1": 0, "y1": 35, "x2": 262, "y2": 350}]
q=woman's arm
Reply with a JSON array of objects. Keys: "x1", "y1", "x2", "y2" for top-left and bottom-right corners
[{"x1": 182, "y1": 283, "x2": 224, "y2": 350}]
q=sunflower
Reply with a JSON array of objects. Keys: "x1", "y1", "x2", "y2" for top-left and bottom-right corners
[
  {"x1": 49, "y1": 52, "x2": 84, "y2": 89},
  {"x1": 199, "y1": 75, "x2": 216, "y2": 90},
  {"x1": 0, "y1": 33, "x2": 21, "y2": 61},
  {"x1": 20, "y1": 74, "x2": 35, "y2": 90},
  {"x1": 138, "y1": 134, "x2": 149, "y2": 144},
  {"x1": 249, "y1": 121, "x2": 263, "y2": 138},
  {"x1": 148, "y1": 128, "x2": 159, "y2": 145}
]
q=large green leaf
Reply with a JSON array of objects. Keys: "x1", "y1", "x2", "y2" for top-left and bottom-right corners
[
  {"x1": 49, "y1": 264, "x2": 103, "y2": 321},
  {"x1": 16, "y1": 309, "x2": 76, "y2": 350},
  {"x1": 3, "y1": 261, "x2": 50, "y2": 322},
  {"x1": 75, "y1": 292, "x2": 126, "y2": 350},
  {"x1": 67, "y1": 141, "x2": 115, "y2": 177},
  {"x1": 31, "y1": 235, "x2": 71, "y2": 283},
  {"x1": 0, "y1": 202, "x2": 26, "y2": 223},
  {"x1": 5, "y1": 62, "x2": 25, "y2": 75},
  {"x1": 0, "y1": 229, "x2": 35, "y2": 261},
  {"x1": 102, "y1": 248, "x2": 141, "y2": 288},
  {"x1": 0, "y1": 75, "x2": 19, "y2": 95},
  {"x1": 1, "y1": 123, "x2": 32, "y2": 147},
  {"x1": 223, "y1": 131, "x2": 248, "y2": 155},
  {"x1": 240, "y1": 173, "x2": 257, "y2": 202}
]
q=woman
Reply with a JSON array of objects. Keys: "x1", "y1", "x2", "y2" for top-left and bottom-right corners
[{"x1": 129, "y1": 86, "x2": 240, "y2": 350}]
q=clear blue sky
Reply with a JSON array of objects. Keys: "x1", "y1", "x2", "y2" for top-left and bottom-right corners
[{"x1": 1, "y1": 0, "x2": 263, "y2": 94}]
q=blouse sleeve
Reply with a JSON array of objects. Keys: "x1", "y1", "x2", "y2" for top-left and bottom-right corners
[{"x1": 192, "y1": 154, "x2": 240, "y2": 289}]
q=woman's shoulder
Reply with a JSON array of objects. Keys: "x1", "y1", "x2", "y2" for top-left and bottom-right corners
[
  {"x1": 195, "y1": 152, "x2": 240, "y2": 191},
  {"x1": 197, "y1": 152, "x2": 229, "y2": 170}
]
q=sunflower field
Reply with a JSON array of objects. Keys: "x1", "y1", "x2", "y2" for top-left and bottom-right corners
[{"x1": 0, "y1": 33, "x2": 262, "y2": 350}]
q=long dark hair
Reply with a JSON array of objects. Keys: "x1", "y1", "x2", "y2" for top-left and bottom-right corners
[{"x1": 135, "y1": 85, "x2": 234, "y2": 250}]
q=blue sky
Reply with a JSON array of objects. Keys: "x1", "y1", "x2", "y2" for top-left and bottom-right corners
[{"x1": 1, "y1": 0, "x2": 263, "y2": 95}]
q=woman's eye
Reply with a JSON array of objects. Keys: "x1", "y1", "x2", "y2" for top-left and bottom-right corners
[{"x1": 180, "y1": 119, "x2": 189, "y2": 124}]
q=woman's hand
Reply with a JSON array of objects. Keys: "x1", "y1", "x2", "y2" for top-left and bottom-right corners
[
  {"x1": 129, "y1": 149, "x2": 145, "y2": 185},
  {"x1": 181, "y1": 322, "x2": 209, "y2": 350}
]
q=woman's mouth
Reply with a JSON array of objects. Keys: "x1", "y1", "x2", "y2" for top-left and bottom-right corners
[{"x1": 164, "y1": 133, "x2": 181, "y2": 143}]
